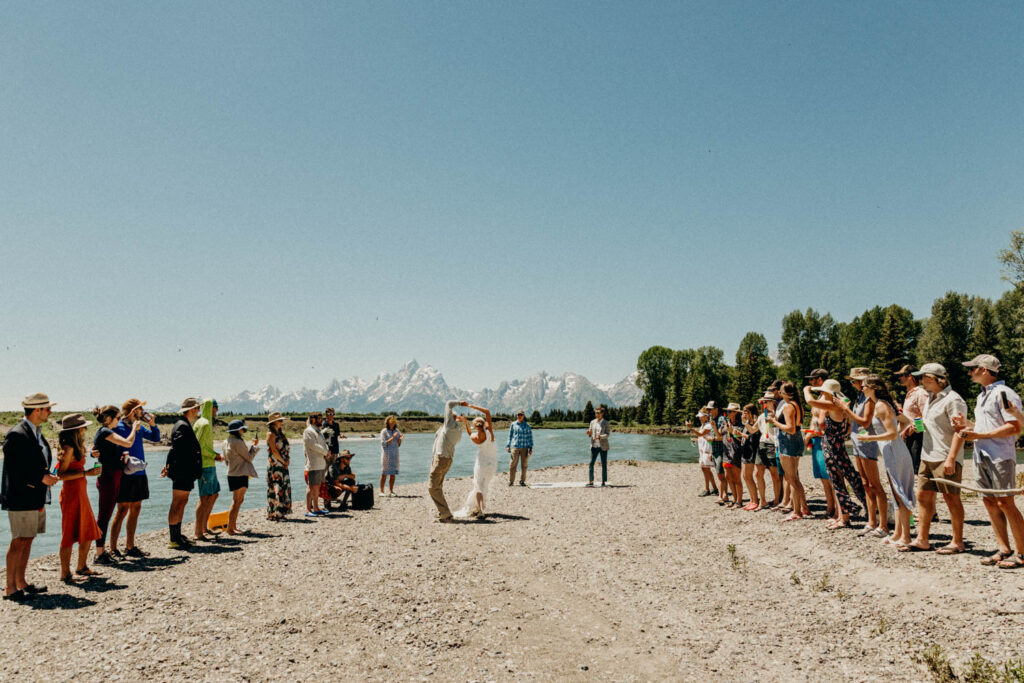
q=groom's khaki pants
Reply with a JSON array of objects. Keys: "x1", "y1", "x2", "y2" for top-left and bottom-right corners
[{"x1": 428, "y1": 454, "x2": 453, "y2": 519}]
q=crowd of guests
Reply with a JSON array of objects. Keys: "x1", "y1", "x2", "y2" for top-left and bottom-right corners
[
  {"x1": 0, "y1": 396, "x2": 403, "y2": 602},
  {"x1": 693, "y1": 353, "x2": 1024, "y2": 568}
]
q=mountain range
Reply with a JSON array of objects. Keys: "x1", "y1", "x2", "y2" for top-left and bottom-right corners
[{"x1": 169, "y1": 360, "x2": 642, "y2": 415}]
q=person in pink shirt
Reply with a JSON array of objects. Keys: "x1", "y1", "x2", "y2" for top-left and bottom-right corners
[{"x1": 894, "y1": 364, "x2": 929, "y2": 473}]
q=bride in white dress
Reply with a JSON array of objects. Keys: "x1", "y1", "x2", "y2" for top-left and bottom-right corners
[{"x1": 453, "y1": 405, "x2": 497, "y2": 519}]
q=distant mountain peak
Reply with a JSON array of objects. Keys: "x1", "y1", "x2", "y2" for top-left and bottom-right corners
[{"x1": 213, "y1": 363, "x2": 641, "y2": 414}]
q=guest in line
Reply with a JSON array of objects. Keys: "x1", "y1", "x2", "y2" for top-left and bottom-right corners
[
  {"x1": 162, "y1": 397, "x2": 203, "y2": 549},
  {"x1": 109, "y1": 398, "x2": 160, "y2": 559},
  {"x1": 56, "y1": 414, "x2": 102, "y2": 582},
  {"x1": 807, "y1": 380, "x2": 866, "y2": 530},
  {"x1": 755, "y1": 393, "x2": 781, "y2": 507},
  {"x1": 266, "y1": 412, "x2": 292, "y2": 521},
  {"x1": 193, "y1": 398, "x2": 223, "y2": 540},
  {"x1": 92, "y1": 404, "x2": 141, "y2": 565},
  {"x1": 2, "y1": 393, "x2": 59, "y2": 602},
  {"x1": 380, "y1": 415, "x2": 402, "y2": 497},
  {"x1": 905, "y1": 364, "x2": 968, "y2": 553},
  {"x1": 303, "y1": 412, "x2": 329, "y2": 517},
  {"x1": 223, "y1": 420, "x2": 259, "y2": 535},
  {"x1": 894, "y1": 364, "x2": 928, "y2": 473},
  {"x1": 839, "y1": 368, "x2": 888, "y2": 536},
  {"x1": 767, "y1": 382, "x2": 808, "y2": 521},
  {"x1": 955, "y1": 354, "x2": 1024, "y2": 569}
]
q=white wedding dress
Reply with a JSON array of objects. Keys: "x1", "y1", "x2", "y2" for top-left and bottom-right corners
[{"x1": 454, "y1": 436, "x2": 498, "y2": 518}]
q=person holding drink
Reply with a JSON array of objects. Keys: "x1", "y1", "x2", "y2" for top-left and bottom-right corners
[
  {"x1": 109, "y1": 398, "x2": 160, "y2": 559},
  {"x1": 223, "y1": 420, "x2": 259, "y2": 535},
  {"x1": 55, "y1": 413, "x2": 103, "y2": 582}
]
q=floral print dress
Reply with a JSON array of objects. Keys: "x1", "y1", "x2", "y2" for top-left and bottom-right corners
[
  {"x1": 266, "y1": 432, "x2": 292, "y2": 519},
  {"x1": 823, "y1": 414, "x2": 866, "y2": 516}
]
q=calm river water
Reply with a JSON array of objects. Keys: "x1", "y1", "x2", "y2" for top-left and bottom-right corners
[{"x1": 7, "y1": 430, "x2": 702, "y2": 558}]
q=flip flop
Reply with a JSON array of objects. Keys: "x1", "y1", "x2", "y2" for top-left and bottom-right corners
[
  {"x1": 896, "y1": 544, "x2": 931, "y2": 552},
  {"x1": 997, "y1": 553, "x2": 1024, "y2": 569},
  {"x1": 75, "y1": 567, "x2": 102, "y2": 577},
  {"x1": 981, "y1": 550, "x2": 1013, "y2": 566},
  {"x1": 935, "y1": 546, "x2": 965, "y2": 555}
]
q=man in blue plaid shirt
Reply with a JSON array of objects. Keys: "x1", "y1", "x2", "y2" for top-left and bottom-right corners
[{"x1": 506, "y1": 409, "x2": 534, "y2": 486}]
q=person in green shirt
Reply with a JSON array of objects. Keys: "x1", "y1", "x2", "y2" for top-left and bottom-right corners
[{"x1": 193, "y1": 398, "x2": 223, "y2": 540}]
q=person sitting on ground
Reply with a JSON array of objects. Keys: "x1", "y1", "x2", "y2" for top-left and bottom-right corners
[
  {"x1": 223, "y1": 420, "x2": 259, "y2": 535},
  {"x1": 905, "y1": 364, "x2": 968, "y2": 554},
  {"x1": 330, "y1": 450, "x2": 358, "y2": 508}
]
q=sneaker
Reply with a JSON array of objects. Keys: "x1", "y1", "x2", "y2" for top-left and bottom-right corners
[
  {"x1": 125, "y1": 546, "x2": 149, "y2": 559},
  {"x1": 519, "y1": 481, "x2": 527, "y2": 486},
  {"x1": 167, "y1": 540, "x2": 183, "y2": 550},
  {"x1": 305, "y1": 511, "x2": 319, "y2": 518},
  {"x1": 94, "y1": 552, "x2": 117, "y2": 566},
  {"x1": 110, "y1": 548, "x2": 124, "y2": 560},
  {"x1": 314, "y1": 510, "x2": 329, "y2": 516},
  {"x1": 177, "y1": 536, "x2": 193, "y2": 548},
  {"x1": 508, "y1": 482, "x2": 514, "y2": 487}
]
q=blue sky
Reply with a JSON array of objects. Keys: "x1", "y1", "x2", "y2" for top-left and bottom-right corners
[{"x1": 1, "y1": 2, "x2": 1022, "y2": 409}]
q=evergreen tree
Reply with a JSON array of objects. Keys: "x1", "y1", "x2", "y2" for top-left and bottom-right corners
[
  {"x1": 636, "y1": 346, "x2": 673, "y2": 425},
  {"x1": 917, "y1": 292, "x2": 972, "y2": 397},
  {"x1": 875, "y1": 304, "x2": 921, "y2": 374},
  {"x1": 583, "y1": 400, "x2": 595, "y2": 423},
  {"x1": 777, "y1": 309, "x2": 840, "y2": 384},
  {"x1": 994, "y1": 288, "x2": 1024, "y2": 389},
  {"x1": 529, "y1": 410, "x2": 543, "y2": 426},
  {"x1": 969, "y1": 299, "x2": 1000, "y2": 358},
  {"x1": 734, "y1": 332, "x2": 774, "y2": 405}
]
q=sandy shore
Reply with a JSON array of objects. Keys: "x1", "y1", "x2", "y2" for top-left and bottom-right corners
[{"x1": 2, "y1": 459, "x2": 1023, "y2": 681}]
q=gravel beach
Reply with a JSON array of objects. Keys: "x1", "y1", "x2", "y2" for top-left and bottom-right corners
[{"x1": 2, "y1": 459, "x2": 1023, "y2": 682}]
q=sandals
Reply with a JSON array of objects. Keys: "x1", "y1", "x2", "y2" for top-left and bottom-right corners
[
  {"x1": 61, "y1": 574, "x2": 84, "y2": 585},
  {"x1": 75, "y1": 567, "x2": 102, "y2": 577},
  {"x1": 997, "y1": 553, "x2": 1024, "y2": 569},
  {"x1": 935, "y1": 545, "x2": 965, "y2": 556},
  {"x1": 896, "y1": 543, "x2": 931, "y2": 552},
  {"x1": 781, "y1": 513, "x2": 806, "y2": 523},
  {"x1": 981, "y1": 550, "x2": 1013, "y2": 566}
]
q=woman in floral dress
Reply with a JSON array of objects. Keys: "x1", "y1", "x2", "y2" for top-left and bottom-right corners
[{"x1": 266, "y1": 412, "x2": 291, "y2": 520}]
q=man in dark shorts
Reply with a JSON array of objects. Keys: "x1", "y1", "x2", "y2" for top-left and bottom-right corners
[
  {"x1": 161, "y1": 397, "x2": 203, "y2": 549},
  {"x1": 328, "y1": 449, "x2": 358, "y2": 509}
]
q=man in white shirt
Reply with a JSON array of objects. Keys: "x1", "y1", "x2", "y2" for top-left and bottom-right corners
[
  {"x1": 302, "y1": 412, "x2": 330, "y2": 517},
  {"x1": 905, "y1": 364, "x2": 968, "y2": 554},
  {"x1": 954, "y1": 354, "x2": 1024, "y2": 568}
]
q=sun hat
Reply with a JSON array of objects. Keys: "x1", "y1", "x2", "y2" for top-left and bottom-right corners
[
  {"x1": 804, "y1": 369, "x2": 828, "y2": 380},
  {"x1": 963, "y1": 354, "x2": 1001, "y2": 372},
  {"x1": 758, "y1": 391, "x2": 775, "y2": 402},
  {"x1": 22, "y1": 393, "x2": 56, "y2": 409},
  {"x1": 810, "y1": 379, "x2": 844, "y2": 397},
  {"x1": 180, "y1": 397, "x2": 202, "y2": 412},
  {"x1": 911, "y1": 363, "x2": 947, "y2": 378},
  {"x1": 704, "y1": 401, "x2": 717, "y2": 410},
  {"x1": 892, "y1": 364, "x2": 918, "y2": 377},
  {"x1": 696, "y1": 411, "x2": 708, "y2": 418},
  {"x1": 58, "y1": 413, "x2": 91, "y2": 432},
  {"x1": 845, "y1": 367, "x2": 871, "y2": 381},
  {"x1": 267, "y1": 412, "x2": 285, "y2": 424},
  {"x1": 515, "y1": 409, "x2": 526, "y2": 416},
  {"x1": 121, "y1": 398, "x2": 146, "y2": 416},
  {"x1": 724, "y1": 402, "x2": 741, "y2": 412},
  {"x1": 227, "y1": 420, "x2": 247, "y2": 434},
  {"x1": 338, "y1": 449, "x2": 354, "y2": 458}
]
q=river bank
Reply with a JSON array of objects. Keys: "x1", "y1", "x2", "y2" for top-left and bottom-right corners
[{"x1": 3, "y1": 460, "x2": 1023, "y2": 681}]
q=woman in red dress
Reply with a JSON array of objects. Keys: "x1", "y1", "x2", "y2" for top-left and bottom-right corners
[{"x1": 56, "y1": 414, "x2": 103, "y2": 582}]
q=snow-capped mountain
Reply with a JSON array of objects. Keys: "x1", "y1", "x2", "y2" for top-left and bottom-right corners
[{"x1": 193, "y1": 360, "x2": 641, "y2": 415}]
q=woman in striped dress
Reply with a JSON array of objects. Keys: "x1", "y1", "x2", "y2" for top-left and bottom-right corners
[{"x1": 380, "y1": 415, "x2": 402, "y2": 497}]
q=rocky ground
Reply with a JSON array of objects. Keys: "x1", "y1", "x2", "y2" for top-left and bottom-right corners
[{"x1": 2, "y1": 459, "x2": 1023, "y2": 682}]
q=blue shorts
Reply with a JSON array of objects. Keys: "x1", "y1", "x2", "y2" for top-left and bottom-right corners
[
  {"x1": 198, "y1": 466, "x2": 221, "y2": 497},
  {"x1": 810, "y1": 437, "x2": 830, "y2": 480}
]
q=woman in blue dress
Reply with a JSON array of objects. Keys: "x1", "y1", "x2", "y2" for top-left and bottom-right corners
[{"x1": 380, "y1": 415, "x2": 402, "y2": 497}]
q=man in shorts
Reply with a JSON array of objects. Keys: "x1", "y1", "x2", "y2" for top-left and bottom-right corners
[
  {"x1": 2, "y1": 393, "x2": 59, "y2": 601},
  {"x1": 192, "y1": 398, "x2": 223, "y2": 540},
  {"x1": 955, "y1": 354, "x2": 1024, "y2": 568},
  {"x1": 162, "y1": 397, "x2": 203, "y2": 549},
  {"x1": 905, "y1": 364, "x2": 967, "y2": 554},
  {"x1": 303, "y1": 412, "x2": 329, "y2": 517},
  {"x1": 704, "y1": 402, "x2": 727, "y2": 504}
]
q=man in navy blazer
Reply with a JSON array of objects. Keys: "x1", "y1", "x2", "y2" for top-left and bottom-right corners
[{"x1": 2, "y1": 393, "x2": 59, "y2": 602}]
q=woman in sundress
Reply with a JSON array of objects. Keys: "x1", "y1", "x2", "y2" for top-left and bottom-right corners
[{"x1": 266, "y1": 412, "x2": 292, "y2": 520}]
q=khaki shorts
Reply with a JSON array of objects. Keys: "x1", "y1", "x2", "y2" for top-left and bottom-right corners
[
  {"x1": 8, "y1": 509, "x2": 46, "y2": 539},
  {"x1": 306, "y1": 469, "x2": 326, "y2": 486},
  {"x1": 917, "y1": 460, "x2": 963, "y2": 496},
  {"x1": 975, "y1": 456, "x2": 1017, "y2": 498}
]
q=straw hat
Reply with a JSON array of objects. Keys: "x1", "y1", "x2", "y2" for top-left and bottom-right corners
[
  {"x1": 724, "y1": 402, "x2": 742, "y2": 412},
  {"x1": 267, "y1": 412, "x2": 285, "y2": 424},
  {"x1": 810, "y1": 379, "x2": 844, "y2": 397},
  {"x1": 338, "y1": 449, "x2": 354, "y2": 459},
  {"x1": 845, "y1": 367, "x2": 871, "y2": 381},
  {"x1": 22, "y1": 393, "x2": 56, "y2": 409},
  {"x1": 59, "y1": 413, "x2": 91, "y2": 432},
  {"x1": 180, "y1": 397, "x2": 202, "y2": 413}
]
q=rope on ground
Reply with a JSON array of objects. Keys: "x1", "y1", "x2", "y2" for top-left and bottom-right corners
[{"x1": 931, "y1": 477, "x2": 1024, "y2": 496}]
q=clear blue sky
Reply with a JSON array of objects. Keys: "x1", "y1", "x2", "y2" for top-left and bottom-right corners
[{"x1": 1, "y1": 2, "x2": 1022, "y2": 409}]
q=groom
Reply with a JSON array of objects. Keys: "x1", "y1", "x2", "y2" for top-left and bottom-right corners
[{"x1": 429, "y1": 399, "x2": 469, "y2": 522}]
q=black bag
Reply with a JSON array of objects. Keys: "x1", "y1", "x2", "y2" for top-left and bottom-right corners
[{"x1": 351, "y1": 483, "x2": 374, "y2": 510}]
